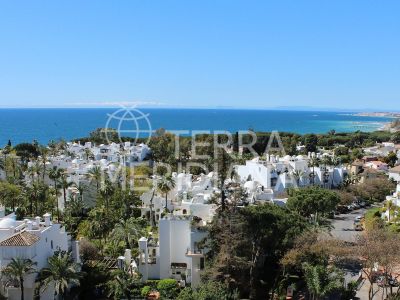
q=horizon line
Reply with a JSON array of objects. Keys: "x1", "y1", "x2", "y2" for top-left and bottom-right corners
[{"x1": 0, "y1": 105, "x2": 398, "y2": 113}]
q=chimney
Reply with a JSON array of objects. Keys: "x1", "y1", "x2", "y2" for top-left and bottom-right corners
[
  {"x1": 35, "y1": 216, "x2": 41, "y2": 226},
  {"x1": 117, "y1": 256, "x2": 126, "y2": 270},
  {"x1": 27, "y1": 221, "x2": 33, "y2": 230},
  {"x1": 74, "y1": 240, "x2": 81, "y2": 264},
  {"x1": 43, "y1": 213, "x2": 51, "y2": 227},
  {"x1": 124, "y1": 249, "x2": 132, "y2": 267},
  {"x1": 139, "y1": 237, "x2": 148, "y2": 250}
]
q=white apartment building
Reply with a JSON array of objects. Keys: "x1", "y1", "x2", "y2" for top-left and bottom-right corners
[
  {"x1": 0, "y1": 212, "x2": 80, "y2": 300},
  {"x1": 138, "y1": 172, "x2": 217, "y2": 288},
  {"x1": 236, "y1": 154, "x2": 346, "y2": 194},
  {"x1": 138, "y1": 214, "x2": 207, "y2": 288}
]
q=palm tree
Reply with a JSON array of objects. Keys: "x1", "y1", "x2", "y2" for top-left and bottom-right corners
[
  {"x1": 59, "y1": 174, "x2": 75, "y2": 209},
  {"x1": 99, "y1": 178, "x2": 114, "y2": 212},
  {"x1": 2, "y1": 258, "x2": 36, "y2": 300},
  {"x1": 86, "y1": 166, "x2": 102, "y2": 192},
  {"x1": 39, "y1": 147, "x2": 49, "y2": 182},
  {"x1": 1, "y1": 144, "x2": 11, "y2": 179},
  {"x1": 291, "y1": 170, "x2": 304, "y2": 187},
  {"x1": 110, "y1": 217, "x2": 146, "y2": 249},
  {"x1": 148, "y1": 188, "x2": 156, "y2": 228},
  {"x1": 48, "y1": 167, "x2": 64, "y2": 221},
  {"x1": 309, "y1": 157, "x2": 319, "y2": 186},
  {"x1": 26, "y1": 164, "x2": 39, "y2": 185},
  {"x1": 303, "y1": 263, "x2": 343, "y2": 300},
  {"x1": 107, "y1": 269, "x2": 141, "y2": 300},
  {"x1": 156, "y1": 175, "x2": 175, "y2": 210},
  {"x1": 48, "y1": 167, "x2": 63, "y2": 190},
  {"x1": 9, "y1": 154, "x2": 22, "y2": 182},
  {"x1": 24, "y1": 182, "x2": 45, "y2": 216},
  {"x1": 83, "y1": 148, "x2": 93, "y2": 161},
  {"x1": 0, "y1": 156, "x2": 6, "y2": 179},
  {"x1": 386, "y1": 200, "x2": 394, "y2": 223},
  {"x1": 37, "y1": 251, "x2": 81, "y2": 300},
  {"x1": 329, "y1": 156, "x2": 341, "y2": 188}
]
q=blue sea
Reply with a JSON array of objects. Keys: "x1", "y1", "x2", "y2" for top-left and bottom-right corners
[{"x1": 0, "y1": 108, "x2": 391, "y2": 146}]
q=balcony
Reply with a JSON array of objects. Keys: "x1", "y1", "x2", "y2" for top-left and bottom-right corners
[{"x1": 185, "y1": 248, "x2": 204, "y2": 257}]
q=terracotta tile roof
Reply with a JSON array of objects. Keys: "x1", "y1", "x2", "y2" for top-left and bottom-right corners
[
  {"x1": 363, "y1": 168, "x2": 380, "y2": 174},
  {"x1": 0, "y1": 231, "x2": 40, "y2": 247}
]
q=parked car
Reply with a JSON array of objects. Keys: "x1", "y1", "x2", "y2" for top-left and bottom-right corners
[
  {"x1": 337, "y1": 205, "x2": 349, "y2": 214},
  {"x1": 353, "y1": 222, "x2": 363, "y2": 231},
  {"x1": 355, "y1": 215, "x2": 363, "y2": 221}
]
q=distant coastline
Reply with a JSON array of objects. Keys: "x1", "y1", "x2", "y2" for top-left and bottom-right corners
[
  {"x1": 0, "y1": 108, "x2": 394, "y2": 145},
  {"x1": 353, "y1": 112, "x2": 400, "y2": 118},
  {"x1": 352, "y1": 112, "x2": 400, "y2": 131}
]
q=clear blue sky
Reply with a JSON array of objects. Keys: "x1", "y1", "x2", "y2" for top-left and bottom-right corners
[{"x1": 0, "y1": 1, "x2": 399, "y2": 110}]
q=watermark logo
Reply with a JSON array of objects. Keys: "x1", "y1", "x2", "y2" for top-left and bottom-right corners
[{"x1": 105, "y1": 105, "x2": 153, "y2": 144}]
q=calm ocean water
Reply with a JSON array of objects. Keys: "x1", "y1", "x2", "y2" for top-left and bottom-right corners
[{"x1": 0, "y1": 108, "x2": 390, "y2": 146}]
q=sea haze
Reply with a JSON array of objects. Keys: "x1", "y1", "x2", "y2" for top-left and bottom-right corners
[{"x1": 0, "y1": 108, "x2": 391, "y2": 145}]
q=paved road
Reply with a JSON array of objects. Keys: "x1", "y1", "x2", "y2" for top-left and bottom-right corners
[
  {"x1": 331, "y1": 208, "x2": 367, "y2": 242},
  {"x1": 330, "y1": 208, "x2": 368, "y2": 293}
]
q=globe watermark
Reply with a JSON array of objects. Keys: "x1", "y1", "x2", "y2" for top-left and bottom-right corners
[{"x1": 104, "y1": 105, "x2": 153, "y2": 145}]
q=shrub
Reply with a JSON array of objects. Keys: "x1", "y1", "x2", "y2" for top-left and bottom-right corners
[
  {"x1": 79, "y1": 239, "x2": 99, "y2": 262},
  {"x1": 157, "y1": 279, "x2": 179, "y2": 299},
  {"x1": 141, "y1": 285, "x2": 151, "y2": 297}
]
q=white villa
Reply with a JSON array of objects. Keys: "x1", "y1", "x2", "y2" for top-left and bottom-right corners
[
  {"x1": 364, "y1": 142, "x2": 400, "y2": 158},
  {"x1": 138, "y1": 214, "x2": 207, "y2": 288},
  {"x1": 140, "y1": 172, "x2": 217, "y2": 224},
  {"x1": 25, "y1": 141, "x2": 151, "y2": 210},
  {"x1": 236, "y1": 153, "x2": 346, "y2": 195},
  {"x1": 138, "y1": 171, "x2": 217, "y2": 288},
  {"x1": 0, "y1": 211, "x2": 80, "y2": 300}
]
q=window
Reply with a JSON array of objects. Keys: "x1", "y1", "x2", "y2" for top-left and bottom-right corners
[
  {"x1": 51, "y1": 240, "x2": 53, "y2": 249},
  {"x1": 200, "y1": 258, "x2": 205, "y2": 270}
]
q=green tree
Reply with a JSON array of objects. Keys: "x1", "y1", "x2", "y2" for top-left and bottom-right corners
[
  {"x1": 59, "y1": 174, "x2": 75, "y2": 209},
  {"x1": 205, "y1": 204, "x2": 307, "y2": 299},
  {"x1": 304, "y1": 134, "x2": 318, "y2": 153},
  {"x1": 302, "y1": 263, "x2": 343, "y2": 300},
  {"x1": 390, "y1": 131, "x2": 400, "y2": 143},
  {"x1": 85, "y1": 165, "x2": 102, "y2": 192},
  {"x1": 48, "y1": 166, "x2": 63, "y2": 191},
  {"x1": 177, "y1": 281, "x2": 237, "y2": 300},
  {"x1": 0, "y1": 181, "x2": 23, "y2": 212},
  {"x1": 106, "y1": 269, "x2": 141, "y2": 300},
  {"x1": 110, "y1": 217, "x2": 146, "y2": 249},
  {"x1": 2, "y1": 258, "x2": 36, "y2": 300},
  {"x1": 37, "y1": 251, "x2": 81, "y2": 300},
  {"x1": 287, "y1": 187, "x2": 340, "y2": 223},
  {"x1": 157, "y1": 278, "x2": 179, "y2": 299},
  {"x1": 99, "y1": 178, "x2": 115, "y2": 212},
  {"x1": 384, "y1": 151, "x2": 398, "y2": 167},
  {"x1": 156, "y1": 175, "x2": 176, "y2": 210}
]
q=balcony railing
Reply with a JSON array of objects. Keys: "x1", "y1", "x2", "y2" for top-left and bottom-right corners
[{"x1": 186, "y1": 248, "x2": 204, "y2": 257}]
